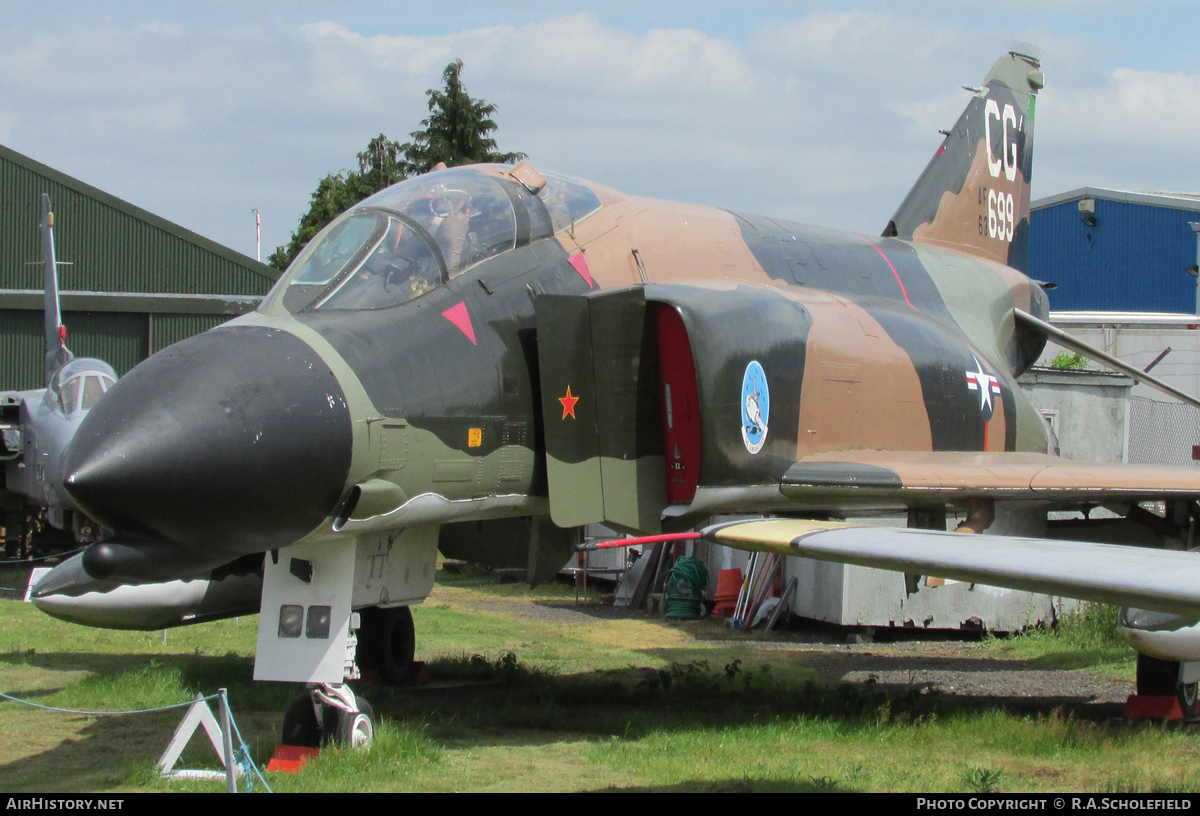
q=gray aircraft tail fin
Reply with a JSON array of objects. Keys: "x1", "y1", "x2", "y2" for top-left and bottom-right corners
[
  {"x1": 884, "y1": 51, "x2": 1044, "y2": 272},
  {"x1": 41, "y1": 193, "x2": 73, "y2": 386}
]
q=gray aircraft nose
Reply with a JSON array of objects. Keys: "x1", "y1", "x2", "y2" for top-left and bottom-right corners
[{"x1": 64, "y1": 326, "x2": 353, "y2": 565}]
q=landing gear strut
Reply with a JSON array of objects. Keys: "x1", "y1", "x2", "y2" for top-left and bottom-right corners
[{"x1": 281, "y1": 683, "x2": 375, "y2": 748}]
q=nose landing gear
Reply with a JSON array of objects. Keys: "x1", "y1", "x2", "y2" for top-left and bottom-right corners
[
  {"x1": 282, "y1": 683, "x2": 375, "y2": 748},
  {"x1": 278, "y1": 606, "x2": 418, "y2": 748}
]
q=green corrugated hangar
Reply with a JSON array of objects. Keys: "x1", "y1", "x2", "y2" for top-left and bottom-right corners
[{"x1": 0, "y1": 143, "x2": 279, "y2": 390}]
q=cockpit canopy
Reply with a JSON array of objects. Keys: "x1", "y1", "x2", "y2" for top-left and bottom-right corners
[
  {"x1": 46, "y1": 359, "x2": 117, "y2": 416},
  {"x1": 264, "y1": 165, "x2": 602, "y2": 315}
]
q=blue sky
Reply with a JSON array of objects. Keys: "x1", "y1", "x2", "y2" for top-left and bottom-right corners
[{"x1": 3, "y1": 2, "x2": 1199, "y2": 263}]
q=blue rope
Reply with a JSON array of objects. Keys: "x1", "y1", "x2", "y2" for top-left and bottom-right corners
[
  {"x1": 0, "y1": 689, "x2": 220, "y2": 716},
  {"x1": 227, "y1": 700, "x2": 274, "y2": 794},
  {"x1": 3, "y1": 688, "x2": 276, "y2": 793}
]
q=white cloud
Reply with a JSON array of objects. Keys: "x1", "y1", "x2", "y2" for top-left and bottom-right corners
[
  {"x1": 1, "y1": 5, "x2": 1191, "y2": 261},
  {"x1": 1052, "y1": 68, "x2": 1200, "y2": 148},
  {"x1": 1032, "y1": 65, "x2": 1200, "y2": 199},
  {"x1": 0, "y1": 9, "x2": 998, "y2": 254},
  {"x1": 137, "y1": 21, "x2": 183, "y2": 37},
  {"x1": 749, "y1": 10, "x2": 996, "y2": 101}
]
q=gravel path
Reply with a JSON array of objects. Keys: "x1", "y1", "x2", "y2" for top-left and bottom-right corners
[
  {"x1": 793, "y1": 642, "x2": 1131, "y2": 706},
  {"x1": 457, "y1": 592, "x2": 1134, "y2": 717}
]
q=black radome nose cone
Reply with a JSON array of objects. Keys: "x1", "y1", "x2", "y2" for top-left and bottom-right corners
[{"x1": 64, "y1": 326, "x2": 352, "y2": 556}]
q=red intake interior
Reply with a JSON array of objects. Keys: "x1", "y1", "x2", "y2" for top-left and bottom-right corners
[{"x1": 655, "y1": 304, "x2": 701, "y2": 505}]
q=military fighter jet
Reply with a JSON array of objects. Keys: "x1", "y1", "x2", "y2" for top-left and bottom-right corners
[
  {"x1": 3, "y1": 197, "x2": 263, "y2": 626},
  {"x1": 31, "y1": 51, "x2": 1200, "y2": 745},
  {"x1": 2, "y1": 194, "x2": 117, "y2": 551}
]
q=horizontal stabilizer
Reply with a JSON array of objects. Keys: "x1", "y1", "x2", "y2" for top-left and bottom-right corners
[
  {"x1": 703, "y1": 518, "x2": 1200, "y2": 617},
  {"x1": 1015, "y1": 308, "x2": 1200, "y2": 410},
  {"x1": 780, "y1": 449, "x2": 1200, "y2": 502}
]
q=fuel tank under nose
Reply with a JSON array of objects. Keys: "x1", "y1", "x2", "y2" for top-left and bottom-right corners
[
  {"x1": 62, "y1": 326, "x2": 354, "y2": 570},
  {"x1": 1118, "y1": 607, "x2": 1200, "y2": 663}
]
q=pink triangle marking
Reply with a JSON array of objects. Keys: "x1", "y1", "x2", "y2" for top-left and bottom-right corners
[
  {"x1": 442, "y1": 302, "x2": 477, "y2": 345},
  {"x1": 568, "y1": 253, "x2": 594, "y2": 288}
]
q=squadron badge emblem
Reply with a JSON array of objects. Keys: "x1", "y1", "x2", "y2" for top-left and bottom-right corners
[{"x1": 740, "y1": 361, "x2": 770, "y2": 455}]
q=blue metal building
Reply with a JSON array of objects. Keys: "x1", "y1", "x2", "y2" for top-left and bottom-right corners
[{"x1": 1027, "y1": 188, "x2": 1200, "y2": 313}]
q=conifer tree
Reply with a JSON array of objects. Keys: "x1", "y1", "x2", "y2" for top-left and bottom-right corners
[
  {"x1": 400, "y1": 59, "x2": 525, "y2": 174},
  {"x1": 269, "y1": 60, "x2": 523, "y2": 271}
]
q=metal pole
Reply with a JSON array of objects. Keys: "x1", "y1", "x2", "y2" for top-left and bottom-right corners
[
  {"x1": 1190, "y1": 223, "x2": 1200, "y2": 315},
  {"x1": 253, "y1": 209, "x2": 261, "y2": 264},
  {"x1": 219, "y1": 688, "x2": 236, "y2": 793}
]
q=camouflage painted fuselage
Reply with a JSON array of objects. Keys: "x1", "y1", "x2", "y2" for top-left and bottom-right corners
[
  {"x1": 61, "y1": 52, "x2": 1051, "y2": 580},
  {"x1": 45, "y1": 52, "x2": 1200, "y2": 696}
]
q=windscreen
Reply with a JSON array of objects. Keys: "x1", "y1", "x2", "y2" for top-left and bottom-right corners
[
  {"x1": 49, "y1": 359, "x2": 117, "y2": 415},
  {"x1": 264, "y1": 167, "x2": 524, "y2": 314},
  {"x1": 538, "y1": 172, "x2": 602, "y2": 234},
  {"x1": 314, "y1": 213, "x2": 443, "y2": 310},
  {"x1": 363, "y1": 168, "x2": 518, "y2": 278}
]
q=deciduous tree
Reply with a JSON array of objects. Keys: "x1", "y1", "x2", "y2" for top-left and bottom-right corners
[{"x1": 268, "y1": 134, "x2": 404, "y2": 270}]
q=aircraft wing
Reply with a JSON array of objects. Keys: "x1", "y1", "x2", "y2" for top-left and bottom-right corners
[
  {"x1": 701, "y1": 517, "x2": 1200, "y2": 617},
  {"x1": 781, "y1": 450, "x2": 1200, "y2": 503}
]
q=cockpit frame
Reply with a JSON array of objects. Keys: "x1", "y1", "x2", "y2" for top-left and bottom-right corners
[{"x1": 261, "y1": 164, "x2": 604, "y2": 317}]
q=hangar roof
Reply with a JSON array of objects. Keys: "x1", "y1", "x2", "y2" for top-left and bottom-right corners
[
  {"x1": 0, "y1": 142, "x2": 276, "y2": 389},
  {"x1": 0, "y1": 142, "x2": 278, "y2": 296},
  {"x1": 1032, "y1": 187, "x2": 1200, "y2": 213}
]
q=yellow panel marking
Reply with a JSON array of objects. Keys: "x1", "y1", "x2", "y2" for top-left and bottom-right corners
[
  {"x1": 468, "y1": 428, "x2": 482, "y2": 448},
  {"x1": 709, "y1": 518, "x2": 863, "y2": 555}
]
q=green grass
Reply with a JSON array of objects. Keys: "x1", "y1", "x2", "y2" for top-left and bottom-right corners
[
  {"x1": 1, "y1": 564, "x2": 1194, "y2": 792},
  {"x1": 576, "y1": 700, "x2": 1200, "y2": 792},
  {"x1": 979, "y1": 603, "x2": 1135, "y2": 678}
]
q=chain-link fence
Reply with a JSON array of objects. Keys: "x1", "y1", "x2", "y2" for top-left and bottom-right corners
[{"x1": 1128, "y1": 395, "x2": 1200, "y2": 466}]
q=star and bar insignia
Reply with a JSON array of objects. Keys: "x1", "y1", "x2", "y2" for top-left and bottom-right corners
[{"x1": 966, "y1": 355, "x2": 1002, "y2": 421}]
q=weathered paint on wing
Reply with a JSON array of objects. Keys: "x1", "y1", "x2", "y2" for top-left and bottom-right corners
[{"x1": 702, "y1": 518, "x2": 1200, "y2": 618}]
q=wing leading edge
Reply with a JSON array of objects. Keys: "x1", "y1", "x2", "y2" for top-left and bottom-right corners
[{"x1": 703, "y1": 518, "x2": 1200, "y2": 618}]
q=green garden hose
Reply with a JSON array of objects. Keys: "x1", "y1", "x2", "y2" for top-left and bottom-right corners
[{"x1": 664, "y1": 556, "x2": 710, "y2": 619}]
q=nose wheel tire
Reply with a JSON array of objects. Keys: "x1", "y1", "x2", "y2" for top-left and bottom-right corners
[
  {"x1": 282, "y1": 692, "x2": 375, "y2": 748},
  {"x1": 321, "y1": 694, "x2": 375, "y2": 747},
  {"x1": 282, "y1": 693, "x2": 322, "y2": 748},
  {"x1": 1180, "y1": 679, "x2": 1199, "y2": 719},
  {"x1": 333, "y1": 698, "x2": 375, "y2": 747}
]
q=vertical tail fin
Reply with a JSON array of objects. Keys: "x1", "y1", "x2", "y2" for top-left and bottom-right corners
[
  {"x1": 885, "y1": 52, "x2": 1044, "y2": 272},
  {"x1": 41, "y1": 193, "x2": 72, "y2": 386}
]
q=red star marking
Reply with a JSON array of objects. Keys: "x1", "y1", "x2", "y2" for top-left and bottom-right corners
[{"x1": 559, "y1": 386, "x2": 579, "y2": 420}]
